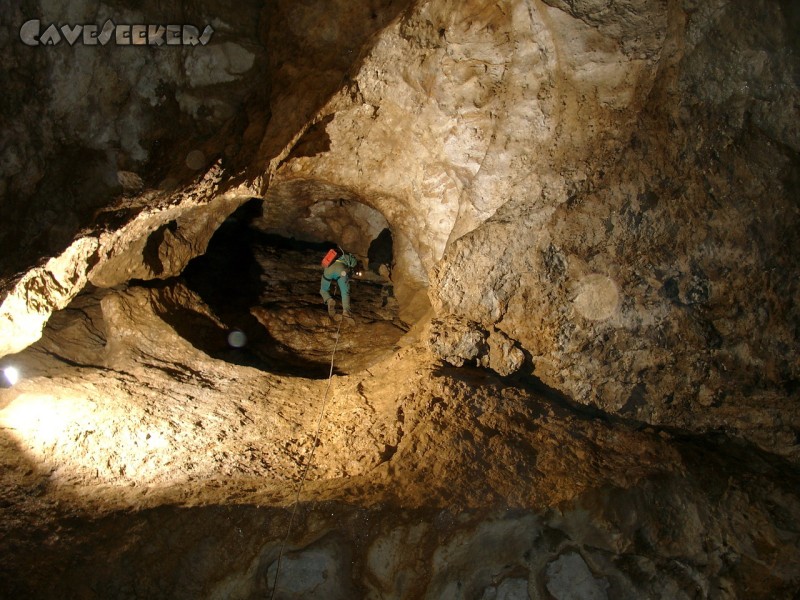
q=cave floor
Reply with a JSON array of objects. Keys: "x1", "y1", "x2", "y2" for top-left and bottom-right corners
[{"x1": 0, "y1": 240, "x2": 798, "y2": 597}]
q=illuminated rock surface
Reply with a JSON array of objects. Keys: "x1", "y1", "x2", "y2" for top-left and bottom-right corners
[{"x1": 0, "y1": 0, "x2": 799, "y2": 597}]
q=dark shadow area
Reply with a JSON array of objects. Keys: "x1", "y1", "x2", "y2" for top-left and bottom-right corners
[
  {"x1": 178, "y1": 199, "x2": 336, "y2": 378},
  {"x1": 485, "y1": 362, "x2": 800, "y2": 486},
  {"x1": 0, "y1": 146, "x2": 124, "y2": 280},
  {"x1": 177, "y1": 196, "x2": 406, "y2": 377},
  {"x1": 182, "y1": 198, "x2": 265, "y2": 310},
  {"x1": 367, "y1": 227, "x2": 393, "y2": 275},
  {"x1": 434, "y1": 360, "x2": 614, "y2": 425},
  {"x1": 0, "y1": 494, "x2": 428, "y2": 600},
  {"x1": 435, "y1": 360, "x2": 799, "y2": 477}
]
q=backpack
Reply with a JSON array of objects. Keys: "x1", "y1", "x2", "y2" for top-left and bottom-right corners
[{"x1": 321, "y1": 248, "x2": 340, "y2": 268}]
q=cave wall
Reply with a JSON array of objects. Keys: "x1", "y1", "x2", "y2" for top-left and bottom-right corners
[
  {"x1": 270, "y1": 0, "x2": 800, "y2": 457},
  {"x1": 0, "y1": 4, "x2": 799, "y2": 594},
  {"x1": 0, "y1": 0, "x2": 412, "y2": 354},
  {"x1": 272, "y1": 0, "x2": 668, "y2": 268},
  {"x1": 0, "y1": 0, "x2": 269, "y2": 275},
  {"x1": 431, "y1": 0, "x2": 800, "y2": 457},
  {"x1": 1, "y1": 0, "x2": 798, "y2": 456}
]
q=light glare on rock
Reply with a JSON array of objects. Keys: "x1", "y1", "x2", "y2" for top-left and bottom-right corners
[{"x1": 3, "y1": 366, "x2": 19, "y2": 386}]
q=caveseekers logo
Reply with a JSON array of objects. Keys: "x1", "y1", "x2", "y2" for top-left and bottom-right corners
[{"x1": 20, "y1": 19, "x2": 214, "y2": 46}]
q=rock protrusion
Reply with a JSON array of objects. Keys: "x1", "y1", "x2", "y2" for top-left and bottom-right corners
[{"x1": 429, "y1": 316, "x2": 524, "y2": 376}]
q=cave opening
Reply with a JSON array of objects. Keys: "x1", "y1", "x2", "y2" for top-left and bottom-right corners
[{"x1": 178, "y1": 197, "x2": 409, "y2": 378}]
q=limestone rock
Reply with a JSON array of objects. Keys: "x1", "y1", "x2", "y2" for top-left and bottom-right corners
[
  {"x1": 0, "y1": 237, "x2": 98, "y2": 357},
  {"x1": 3, "y1": 1, "x2": 797, "y2": 458},
  {"x1": 428, "y1": 316, "x2": 487, "y2": 367},
  {"x1": 0, "y1": 164, "x2": 254, "y2": 358},
  {"x1": 423, "y1": 0, "x2": 800, "y2": 458},
  {"x1": 428, "y1": 316, "x2": 524, "y2": 376},
  {"x1": 1, "y1": 272, "x2": 799, "y2": 597},
  {"x1": 265, "y1": 536, "x2": 354, "y2": 600},
  {"x1": 88, "y1": 188, "x2": 247, "y2": 288},
  {"x1": 481, "y1": 327, "x2": 526, "y2": 377},
  {"x1": 0, "y1": 0, "x2": 270, "y2": 277},
  {"x1": 546, "y1": 552, "x2": 609, "y2": 600}
]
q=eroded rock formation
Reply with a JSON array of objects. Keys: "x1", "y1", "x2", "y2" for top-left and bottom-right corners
[{"x1": 0, "y1": 0, "x2": 798, "y2": 597}]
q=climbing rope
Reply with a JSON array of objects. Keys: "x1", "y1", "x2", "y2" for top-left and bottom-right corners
[{"x1": 269, "y1": 316, "x2": 343, "y2": 600}]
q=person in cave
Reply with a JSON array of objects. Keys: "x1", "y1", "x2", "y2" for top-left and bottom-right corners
[{"x1": 320, "y1": 252, "x2": 359, "y2": 322}]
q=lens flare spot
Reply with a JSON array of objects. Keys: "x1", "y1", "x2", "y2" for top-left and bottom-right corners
[
  {"x1": 185, "y1": 150, "x2": 206, "y2": 170},
  {"x1": 573, "y1": 274, "x2": 619, "y2": 321},
  {"x1": 228, "y1": 330, "x2": 247, "y2": 348}
]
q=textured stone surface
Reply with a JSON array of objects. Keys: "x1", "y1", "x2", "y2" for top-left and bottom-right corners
[
  {"x1": 3, "y1": 0, "x2": 797, "y2": 454},
  {"x1": 418, "y1": 0, "x2": 799, "y2": 458},
  {"x1": 429, "y1": 315, "x2": 524, "y2": 376},
  {"x1": 0, "y1": 0, "x2": 269, "y2": 275},
  {"x1": 0, "y1": 0, "x2": 799, "y2": 597},
  {"x1": 0, "y1": 164, "x2": 253, "y2": 357},
  {"x1": 251, "y1": 0, "x2": 798, "y2": 458},
  {"x1": 1, "y1": 270, "x2": 799, "y2": 597},
  {"x1": 546, "y1": 551, "x2": 609, "y2": 600}
]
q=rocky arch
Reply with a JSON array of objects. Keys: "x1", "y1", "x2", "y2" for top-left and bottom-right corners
[
  {"x1": 259, "y1": 178, "x2": 431, "y2": 322},
  {"x1": 0, "y1": 169, "x2": 257, "y2": 358}
]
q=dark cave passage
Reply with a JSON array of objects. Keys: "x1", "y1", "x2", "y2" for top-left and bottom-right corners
[{"x1": 180, "y1": 200, "x2": 407, "y2": 378}]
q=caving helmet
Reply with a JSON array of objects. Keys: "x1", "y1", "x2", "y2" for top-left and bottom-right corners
[{"x1": 341, "y1": 253, "x2": 358, "y2": 268}]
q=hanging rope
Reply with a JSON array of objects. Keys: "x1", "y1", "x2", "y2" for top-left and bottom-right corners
[{"x1": 269, "y1": 316, "x2": 344, "y2": 599}]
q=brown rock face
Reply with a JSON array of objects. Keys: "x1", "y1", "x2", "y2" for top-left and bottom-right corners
[
  {"x1": 0, "y1": 0, "x2": 799, "y2": 597},
  {"x1": 2, "y1": 261, "x2": 799, "y2": 597}
]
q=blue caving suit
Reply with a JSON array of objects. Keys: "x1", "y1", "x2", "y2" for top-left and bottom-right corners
[{"x1": 320, "y1": 256, "x2": 354, "y2": 313}]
